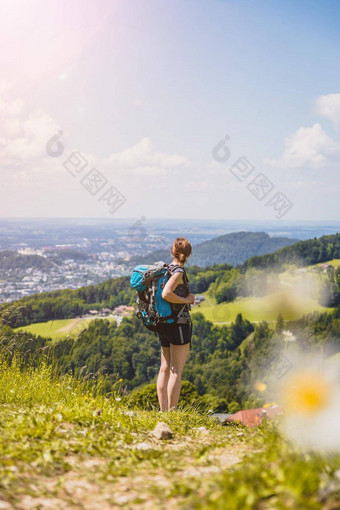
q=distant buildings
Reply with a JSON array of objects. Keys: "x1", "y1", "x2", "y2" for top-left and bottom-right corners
[
  {"x1": 112, "y1": 305, "x2": 135, "y2": 315},
  {"x1": 18, "y1": 248, "x2": 44, "y2": 257},
  {"x1": 84, "y1": 305, "x2": 135, "y2": 318},
  {"x1": 193, "y1": 295, "x2": 205, "y2": 305},
  {"x1": 100, "y1": 308, "x2": 112, "y2": 316},
  {"x1": 320, "y1": 263, "x2": 332, "y2": 271}
]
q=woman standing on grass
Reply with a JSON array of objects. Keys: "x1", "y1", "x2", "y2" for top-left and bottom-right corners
[{"x1": 156, "y1": 237, "x2": 195, "y2": 411}]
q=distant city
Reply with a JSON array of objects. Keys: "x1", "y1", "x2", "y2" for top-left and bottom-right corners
[{"x1": 0, "y1": 218, "x2": 339, "y2": 303}]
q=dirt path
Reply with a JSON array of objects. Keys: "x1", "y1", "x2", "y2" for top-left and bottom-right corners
[
  {"x1": 55, "y1": 318, "x2": 88, "y2": 334},
  {"x1": 4, "y1": 431, "x2": 252, "y2": 510}
]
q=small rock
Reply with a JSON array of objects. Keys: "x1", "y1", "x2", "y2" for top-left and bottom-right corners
[
  {"x1": 236, "y1": 432, "x2": 244, "y2": 437},
  {"x1": 318, "y1": 471, "x2": 340, "y2": 502},
  {"x1": 0, "y1": 501, "x2": 14, "y2": 510},
  {"x1": 152, "y1": 422, "x2": 174, "y2": 440},
  {"x1": 318, "y1": 482, "x2": 340, "y2": 502},
  {"x1": 195, "y1": 427, "x2": 210, "y2": 435},
  {"x1": 56, "y1": 422, "x2": 75, "y2": 434},
  {"x1": 16, "y1": 496, "x2": 62, "y2": 509},
  {"x1": 136, "y1": 442, "x2": 152, "y2": 450}
]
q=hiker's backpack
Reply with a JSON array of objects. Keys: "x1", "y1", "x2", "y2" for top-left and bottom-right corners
[{"x1": 130, "y1": 261, "x2": 190, "y2": 332}]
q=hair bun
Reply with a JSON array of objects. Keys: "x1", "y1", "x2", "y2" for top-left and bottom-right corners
[{"x1": 170, "y1": 237, "x2": 192, "y2": 264}]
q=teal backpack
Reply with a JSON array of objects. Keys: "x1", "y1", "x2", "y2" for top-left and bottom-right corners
[{"x1": 130, "y1": 261, "x2": 189, "y2": 332}]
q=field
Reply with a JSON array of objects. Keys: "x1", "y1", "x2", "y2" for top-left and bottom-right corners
[
  {"x1": 315, "y1": 259, "x2": 340, "y2": 267},
  {"x1": 192, "y1": 261, "x2": 336, "y2": 324},
  {"x1": 0, "y1": 356, "x2": 339, "y2": 509},
  {"x1": 13, "y1": 317, "x2": 119, "y2": 341},
  {"x1": 192, "y1": 291, "x2": 331, "y2": 324}
]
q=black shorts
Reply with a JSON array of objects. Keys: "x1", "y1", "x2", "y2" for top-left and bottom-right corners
[{"x1": 156, "y1": 322, "x2": 192, "y2": 348}]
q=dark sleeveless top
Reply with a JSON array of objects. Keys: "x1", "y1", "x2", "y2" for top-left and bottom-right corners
[{"x1": 168, "y1": 263, "x2": 191, "y2": 324}]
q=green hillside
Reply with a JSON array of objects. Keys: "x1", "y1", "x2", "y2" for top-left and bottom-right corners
[
  {"x1": 13, "y1": 317, "x2": 112, "y2": 341},
  {"x1": 192, "y1": 291, "x2": 331, "y2": 324},
  {"x1": 126, "y1": 231, "x2": 298, "y2": 268},
  {"x1": 0, "y1": 248, "x2": 90, "y2": 272},
  {"x1": 2, "y1": 236, "x2": 340, "y2": 416},
  {"x1": 193, "y1": 260, "x2": 337, "y2": 323},
  {"x1": 0, "y1": 249, "x2": 54, "y2": 272},
  {"x1": 5, "y1": 304, "x2": 340, "y2": 411},
  {"x1": 243, "y1": 233, "x2": 340, "y2": 270},
  {"x1": 14, "y1": 261, "x2": 335, "y2": 338}
]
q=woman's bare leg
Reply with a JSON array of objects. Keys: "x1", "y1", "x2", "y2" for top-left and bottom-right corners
[
  {"x1": 168, "y1": 343, "x2": 190, "y2": 410},
  {"x1": 157, "y1": 346, "x2": 171, "y2": 411}
]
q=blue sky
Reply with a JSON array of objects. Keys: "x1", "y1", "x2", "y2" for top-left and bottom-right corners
[{"x1": 1, "y1": 0, "x2": 339, "y2": 220}]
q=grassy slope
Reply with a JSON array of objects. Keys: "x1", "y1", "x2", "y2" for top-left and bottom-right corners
[
  {"x1": 0, "y1": 358, "x2": 339, "y2": 509},
  {"x1": 192, "y1": 260, "x2": 336, "y2": 324},
  {"x1": 192, "y1": 291, "x2": 330, "y2": 324},
  {"x1": 315, "y1": 259, "x2": 340, "y2": 267},
  {"x1": 13, "y1": 317, "x2": 118, "y2": 342}
]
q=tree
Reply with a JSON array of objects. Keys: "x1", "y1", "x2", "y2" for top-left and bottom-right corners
[
  {"x1": 276, "y1": 314, "x2": 284, "y2": 333},
  {"x1": 228, "y1": 401, "x2": 241, "y2": 414}
]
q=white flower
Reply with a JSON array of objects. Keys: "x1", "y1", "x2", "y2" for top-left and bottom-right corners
[
  {"x1": 278, "y1": 356, "x2": 340, "y2": 452},
  {"x1": 282, "y1": 330, "x2": 296, "y2": 342}
]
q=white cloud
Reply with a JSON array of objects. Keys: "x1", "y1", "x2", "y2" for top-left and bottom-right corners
[
  {"x1": 266, "y1": 123, "x2": 339, "y2": 169},
  {"x1": 103, "y1": 137, "x2": 190, "y2": 176},
  {"x1": 283, "y1": 180, "x2": 337, "y2": 192},
  {"x1": 0, "y1": 83, "x2": 64, "y2": 187},
  {"x1": 283, "y1": 180, "x2": 320, "y2": 190},
  {"x1": 0, "y1": 84, "x2": 191, "y2": 194},
  {"x1": 315, "y1": 93, "x2": 340, "y2": 129},
  {"x1": 184, "y1": 180, "x2": 211, "y2": 192}
]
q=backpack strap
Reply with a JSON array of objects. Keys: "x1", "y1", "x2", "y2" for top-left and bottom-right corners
[
  {"x1": 166, "y1": 264, "x2": 191, "y2": 323},
  {"x1": 167, "y1": 264, "x2": 188, "y2": 282},
  {"x1": 168, "y1": 265, "x2": 189, "y2": 292}
]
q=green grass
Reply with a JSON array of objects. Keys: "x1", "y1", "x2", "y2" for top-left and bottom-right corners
[
  {"x1": 0, "y1": 355, "x2": 339, "y2": 509},
  {"x1": 192, "y1": 291, "x2": 331, "y2": 324},
  {"x1": 13, "y1": 316, "x2": 118, "y2": 341},
  {"x1": 193, "y1": 260, "x2": 338, "y2": 324},
  {"x1": 314, "y1": 259, "x2": 340, "y2": 268}
]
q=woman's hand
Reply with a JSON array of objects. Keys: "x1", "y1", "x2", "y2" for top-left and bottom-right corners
[{"x1": 185, "y1": 293, "x2": 195, "y2": 304}]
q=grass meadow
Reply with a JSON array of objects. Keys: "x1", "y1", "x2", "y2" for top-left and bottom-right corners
[{"x1": 0, "y1": 353, "x2": 339, "y2": 509}]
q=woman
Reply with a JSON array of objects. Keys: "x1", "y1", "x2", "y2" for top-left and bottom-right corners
[{"x1": 156, "y1": 237, "x2": 195, "y2": 411}]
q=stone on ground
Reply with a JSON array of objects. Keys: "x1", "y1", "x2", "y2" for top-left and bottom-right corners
[{"x1": 152, "y1": 422, "x2": 174, "y2": 440}]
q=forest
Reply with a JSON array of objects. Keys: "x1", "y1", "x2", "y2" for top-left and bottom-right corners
[
  {"x1": 243, "y1": 233, "x2": 340, "y2": 270},
  {"x1": 1, "y1": 304, "x2": 339, "y2": 412}
]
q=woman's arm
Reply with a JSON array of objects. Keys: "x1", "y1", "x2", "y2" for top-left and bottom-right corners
[{"x1": 162, "y1": 272, "x2": 194, "y2": 304}]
